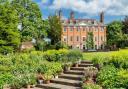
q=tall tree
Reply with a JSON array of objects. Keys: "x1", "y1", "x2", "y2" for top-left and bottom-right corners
[
  {"x1": 0, "y1": 1, "x2": 20, "y2": 54},
  {"x1": 86, "y1": 32, "x2": 94, "y2": 50},
  {"x1": 11, "y1": 0, "x2": 47, "y2": 42},
  {"x1": 107, "y1": 21, "x2": 123, "y2": 47},
  {"x1": 122, "y1": 16, "x2": 128, "y2": 34},
  {"x1": 47, "y1": 15, "x2": 62, "y2": 45}
]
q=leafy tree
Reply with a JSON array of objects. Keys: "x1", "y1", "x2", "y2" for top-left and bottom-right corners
[
  {"x1": 107, "y1": 21, "x2": 124, "y2": 48},
  {"x1": 0, "y1": 1, "x2": 20, "y2": 54},
  {"x1": 122, "y1": 16, "x2": 128, "y2": 47},
  {"x1": 11, "y1": 0, "x2": 47, "y2": 42},
  {"x1": 122, "y1": 16, "x2": 128, "y2": 34},
  {"x1": 86, "y1": 32, "x2": 94, "y2": 50},
  {"x1": 47, "y1": 15, "x2": 62, "y2": 45}
]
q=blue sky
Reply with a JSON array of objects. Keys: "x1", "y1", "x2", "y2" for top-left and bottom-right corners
[{"x1": 33, "y1": 0, "x2": 128, "y2": 23}]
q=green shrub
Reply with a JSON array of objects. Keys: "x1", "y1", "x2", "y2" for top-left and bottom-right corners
[
  {"x1": 0, "y1": 46, "x2": 14, "y2": 54},
  {"x1": 67, "y1": 49, "x2": 83, "y2": 62},
  {"x1": 97, "y1": 65, "x2": 128, "y2": 89},
  {"x1": 43, "y1": 49, "x2": 82, "y2": 62},
  {"x1": 97, "y1": 65, "x2": 117, "y2": 88},
  {"x1": 51, "y1": 62, "x2": 63, "y2": 76},
  {"x1": 0, "y1": 73, "x2": 13, "y2": 89},
  {"x1": 116, "y1": 69, "x2": 128, "y2": 88},
  {"x1": 43, "y1": 50, "x2": 57, "y2": 61},
  {"x1": 22, "y1": 73, "x2": 37, "y2": 86},
  {"x1": 82, "y1": 83, "x2": 101, "y2": 89},
  {"x1": 10, "y1": 75, "x2": 24, "y2": 89},
  {"x1": 55, "y1": 41, "x2": 69, "y2": 50}
]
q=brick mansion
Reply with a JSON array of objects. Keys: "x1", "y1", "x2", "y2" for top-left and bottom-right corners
[{"x1": 58, "y1": 11, "x2": 107, "y2": 50}]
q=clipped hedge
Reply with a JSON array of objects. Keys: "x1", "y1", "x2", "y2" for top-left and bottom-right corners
[{"x1": 43, "y1": 49, "x2": 83, "y2": 62}]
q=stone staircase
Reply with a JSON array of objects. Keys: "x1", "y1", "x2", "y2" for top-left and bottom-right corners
[{"x1": 36, "y1": 61, "x2": 93, "y2": 89}]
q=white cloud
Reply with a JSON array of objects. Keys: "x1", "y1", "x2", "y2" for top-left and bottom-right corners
[{"x1": 50, "y1": 0, "x2": 128, "y2": 16}]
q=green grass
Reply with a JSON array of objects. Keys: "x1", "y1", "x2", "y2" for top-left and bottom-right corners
[{"x1": 83, "y1": 49, "x2": 128, "y2": 60}]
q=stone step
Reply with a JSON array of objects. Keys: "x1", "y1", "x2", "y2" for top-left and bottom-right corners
[
  {"x1": 21, "y1": 87, "x2": 43, "y2": 89},
  {"x1": 78, "y1": 64, "x2": 93, "y2": 67},
  {"x1": 81, "y1": 61, "x2": 92, "y2": 64},
  {"x1": 59, "y1": 74, "x2": 83, "y2": 80},
  {"x1": 70, "y1": 67, "x2": 85, "y2": 71},
  {"x1": 37, "y1": 83, "x2": 81, "y2": 89},
  {"x1": 64, "y1": 70, "x2": 84, "y2": 75},
  {"x1": 51, "y1": 78, "x2": 82, "y2": 87}
]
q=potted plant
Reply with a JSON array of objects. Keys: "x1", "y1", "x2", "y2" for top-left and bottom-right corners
[
  {"x1": 84, "y1": 75, "x2": 94, "y2": 84},
  {"x1": 52, "y1": 63, "x2": 63, "y2": 79},
  {"x1": 74, "y1": 61, "x2": 79, "y2": 67},
  {"x1": 10, "y1": 75, "x2": 23, "y2": 89},
  {"x1": 53, "y1": 70, "x2": 59, "y2": 79},
  {"x1": 43, "y1": 71, "x2": 53, "y2": 84},
  {"x1": 78, "y1": 58, "x2": 81, "y2": 64},
  {"x1": 36, "y1": 69, "x2": 44, "y2": 84},
  {"x1": 72, "y1": 58, "x2": 80, "y2": 67},
  {"x1": 83, "y1": 67, "x2": 98, "y2": 84},
  {"x1": 63, "y1": 62, "x2": 72, "y2": 71},
  {"x1": 22, "y1": 74, "x2": 37, "y2": 89}
]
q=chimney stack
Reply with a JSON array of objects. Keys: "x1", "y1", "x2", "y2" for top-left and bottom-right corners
[
  {"x1": 70, "y1": 11, "x2": 74, "y2": 20},
  {"x1": 58, "y1": 9, "x2": 62, "y2": 19},
  {"x1": 100, "y1": 11, "x2": 104, "y2": 23}
]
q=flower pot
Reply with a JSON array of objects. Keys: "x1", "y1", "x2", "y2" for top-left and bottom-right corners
[
  {"x1": 27, "y1": 85, "x2": 31, "y2": 89},
  {"x1": 64, "y1": 66, "x2": 70, "y2": 71},
  {"x1": 38, "y1": 79, "x2": 43, "y2": 84},
  {"x1": 74, "y1": 63, "x2": 78, "y2": 67},
  {"x1": 45, "y1": 80, "x2": 50, "y2": 84},
  {"x1": 55, "y1": 75, "x2": 58, "y2": 79},
  {"x1": 84, "y1": 78, "x2": 94, "y2": 84}
]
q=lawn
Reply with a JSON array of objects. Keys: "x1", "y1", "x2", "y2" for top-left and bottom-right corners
[{"x1": 83, "y1": 49, "x2": 128, "y2": 60}]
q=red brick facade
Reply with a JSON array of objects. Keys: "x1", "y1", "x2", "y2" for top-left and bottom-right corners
[{"x1": 61, "y1": 12, "x2": 106, "y2": 50}]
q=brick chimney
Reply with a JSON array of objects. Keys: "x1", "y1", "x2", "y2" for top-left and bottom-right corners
[
  {"x1": 58, "y1": 9, "x2": 62, "y2": 19},
  {"x1": 100, "y1": 11, "x2": 104, "y2": 23},
  {"x1": 70, "y1": 11, "x2": 74, "y2": 20}
]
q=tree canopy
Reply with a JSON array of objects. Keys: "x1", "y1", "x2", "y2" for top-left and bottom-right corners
[
  {"x1": 107, "y1": 21, "x2": 128, "y2": 48},
  {"x1": 86, "y1": 32, "x2": 94, "y2": 50},
  {"x1": 47, "y1": 15, "x2": 62, "y2": 45},
  {"x1": 0, "y1": 0, "x2": 48, "y2": 54},
  {"x1": 0, "y1": 1, "x2": 20, "y2": 54},
  {"x1": 11, "y1": 0, "x2": 47, "y2": 42},
  {"x1": 122, "y1": 16, "x2": 128, "y2": 34}
]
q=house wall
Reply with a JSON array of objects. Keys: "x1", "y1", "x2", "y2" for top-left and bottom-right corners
[{"x1": 61, "y1": 25, "x2": 106, "y2": 50}]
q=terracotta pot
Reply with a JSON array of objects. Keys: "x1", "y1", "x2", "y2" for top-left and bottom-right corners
[
  {"x1": 45, "y1": 80, "x2": 50, "y2": 84},
  {"x1": 84, "y1": 78, "x2": 94, "y2": 84},
  {"x1": 27, "y1": 85, "x2": 31, "y2": 89},
  {"x1": 64, "y1": 66, "x2": 70, "y2": 71},
  {"x1": 74, "y1": 63, "x2": 78, "y2": 67}
]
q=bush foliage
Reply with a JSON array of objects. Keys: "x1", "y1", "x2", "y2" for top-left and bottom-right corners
[{"x1": 0, "y1": 49, "x2": 82, "y2": 88}]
